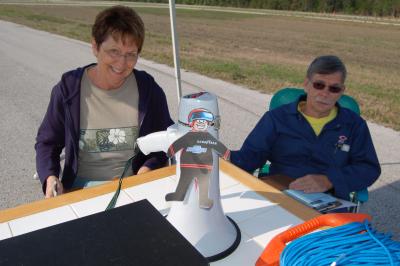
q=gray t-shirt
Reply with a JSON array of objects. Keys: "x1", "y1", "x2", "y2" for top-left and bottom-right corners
[{"x1": 77, "y1": 69, "x2": 139, "y2": 181}]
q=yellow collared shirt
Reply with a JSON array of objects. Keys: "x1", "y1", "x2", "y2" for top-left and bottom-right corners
[{"x1": 298, "y1": 101, "x2": 337, "y2": 136}]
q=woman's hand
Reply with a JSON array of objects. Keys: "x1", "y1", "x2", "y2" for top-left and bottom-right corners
[
  {"x1": 137, "y1": 166, "x2": 151, "y2": 175},
  {"x1": 45, "y1": 175, "x2": 64, "y2": 198}
]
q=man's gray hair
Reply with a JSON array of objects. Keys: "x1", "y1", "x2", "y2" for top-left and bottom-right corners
[{"x1": 306, "y1": 55, "x2": 347, "y2": 82}]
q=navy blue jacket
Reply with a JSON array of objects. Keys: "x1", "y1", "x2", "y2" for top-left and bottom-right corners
[
  {"x1": 35, "y1": 64, "x2": 174, "y2": 192},
  {"x1": 230, "y1": 96, "x2": 380, "y2": 200}
]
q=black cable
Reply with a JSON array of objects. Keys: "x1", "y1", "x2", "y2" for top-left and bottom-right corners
[{"x1": 105, "y1": 144, "x2": 139, "y2": 210}]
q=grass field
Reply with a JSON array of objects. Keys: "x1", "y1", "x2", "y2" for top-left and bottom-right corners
[{"x1": 1, "y1": 2, "x2": 400, "y2": 129}]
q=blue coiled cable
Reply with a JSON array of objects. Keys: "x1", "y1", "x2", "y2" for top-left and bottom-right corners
[{"x1": 280, "y1": 220, "x2": 400, "y2": 266}]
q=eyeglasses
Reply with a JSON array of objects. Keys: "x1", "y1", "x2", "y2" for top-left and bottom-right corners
[
  {"x1": 104, "y1": 48, "x2": 139, "y2": 62},
  {"x1": 189, "y1": 111, "x2": 214, "y2": 123},
  {"x1": 312, "y1": 81, "x2": 343, "y2": 94}
]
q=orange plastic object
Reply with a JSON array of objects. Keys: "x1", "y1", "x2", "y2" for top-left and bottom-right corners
[{"x1": 255, "y1": 213, "x2": 372, "y2": 266}]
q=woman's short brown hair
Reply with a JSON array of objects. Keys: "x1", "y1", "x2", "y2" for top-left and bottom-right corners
[{"x1": 92, "y1": 6, "x2": 145, "y2": 53}]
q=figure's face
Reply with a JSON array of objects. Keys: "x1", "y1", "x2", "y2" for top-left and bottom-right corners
[
  {"x1": 303, "y1": 72, "x2": 345, "y2": 118},
  {"x1": 192, "y1": 119, "x2": 209, "y2": 131},
  {"x1": 92, "y1": 34, "x2": 139, "y2": 89}
]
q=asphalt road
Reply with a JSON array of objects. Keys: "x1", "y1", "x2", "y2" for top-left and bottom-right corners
[{"x1": 0, "y1": 20, "x2": 399, "y2": 239}]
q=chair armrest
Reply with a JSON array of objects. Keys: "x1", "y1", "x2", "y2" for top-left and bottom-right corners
[{"x1": 354, "y1": 189, "x2": 369, "y2": 203}]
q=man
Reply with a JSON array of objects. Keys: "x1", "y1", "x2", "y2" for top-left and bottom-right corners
[{"x1": 230, "y1": 55, "x2": 380, "y2": 200}]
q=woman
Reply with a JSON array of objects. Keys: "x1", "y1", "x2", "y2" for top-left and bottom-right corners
[{"x1": 35, "y1": 6, "x2": 173, "y2": 198}]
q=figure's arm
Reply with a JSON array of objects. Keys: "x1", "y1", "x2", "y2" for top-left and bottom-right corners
[
  {"x1": 208, "y1": 134, "x2": 230, "y2": 160},
  {"x1": 324, "y1": 120, "x2": 381, "y2": 199},
  {"x1": 230, "y1": 112, "x2": 276, "y2": 173},
  {"x1": 35, "y1": 83, "x2": 66, "y2": 194}
]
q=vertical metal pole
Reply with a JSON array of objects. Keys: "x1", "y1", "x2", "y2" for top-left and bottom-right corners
[{"x1": 169, "y1": 0, "x2": 182, "y2": 102}]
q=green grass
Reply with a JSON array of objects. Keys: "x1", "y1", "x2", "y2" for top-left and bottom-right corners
[
  {"x1": 0, "y1": 5, "x2": 92, "y2": 42},
  {"x1": 25, "y1": 14, "x2": 69, "y2": 24},
  {"x1": 259, "y1": 64, "x2": 304, "y2": 84},
  {"x1": 186, "y1": 59, "x2": 304, "y2": 84},
  {"x1": 135, "y1": 6, "x2": 263, "y2": 20}
]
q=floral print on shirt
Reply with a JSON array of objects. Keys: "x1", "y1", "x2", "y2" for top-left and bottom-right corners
[{"x1": 79, "y1": 127, "x2": 138, "y2": 153}]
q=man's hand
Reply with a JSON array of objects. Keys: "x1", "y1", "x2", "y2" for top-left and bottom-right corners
[
  {"x1": 137, "y1": 166, "x2": 151, "y2": 175},
  {"x1": 289, "y1": 174, "x2": 333, "y2": 193},
  {"x1": 45, "y1": 175, "x2": 64, "y2": 198}
]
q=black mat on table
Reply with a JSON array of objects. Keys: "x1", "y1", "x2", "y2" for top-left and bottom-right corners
[{"x1": 0, "y1": 199, "x2": 209, "y2": 266}]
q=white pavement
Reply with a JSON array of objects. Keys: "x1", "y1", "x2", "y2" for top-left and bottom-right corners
[{"x1": 0, "y1": 20, "x2": 399, "y2": 239}]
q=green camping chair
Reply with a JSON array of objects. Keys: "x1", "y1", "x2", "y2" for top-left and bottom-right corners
[{"x1": 258, "y1": 87, "x2": 368, "y2": 212}]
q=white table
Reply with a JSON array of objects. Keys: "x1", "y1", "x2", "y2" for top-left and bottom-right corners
[{"x1": 0, "y1": 160, "x2": 318, "y2": 265}]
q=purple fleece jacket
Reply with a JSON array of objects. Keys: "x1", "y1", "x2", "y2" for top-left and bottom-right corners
[{"x1": 35, "y1": 64, "x2": 174, "y2": 193}]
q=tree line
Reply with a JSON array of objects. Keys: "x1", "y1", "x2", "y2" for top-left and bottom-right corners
[{"x1": 127, "y1": 0, "x2": 400, "y2": 17}]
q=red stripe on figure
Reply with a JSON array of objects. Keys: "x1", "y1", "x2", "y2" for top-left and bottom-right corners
[{"x1": 180, "y1": 164, "x2": 212, "y2": 170}]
